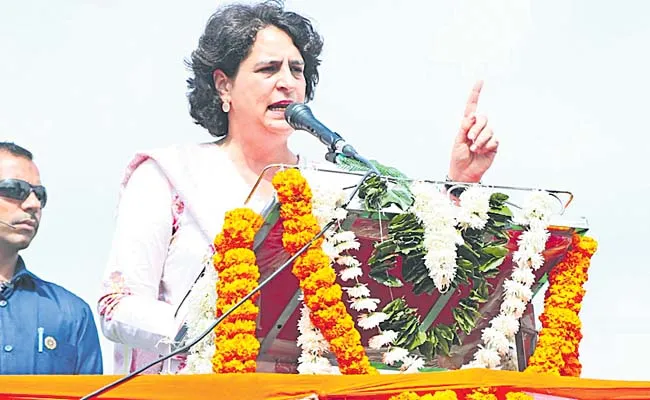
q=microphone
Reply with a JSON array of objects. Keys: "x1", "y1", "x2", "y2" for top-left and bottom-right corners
[
  {"x1": 0, "y1": 220, "x2": 16, "y2": 230},
  {"x1": 284, "y1": 103, "x2": 360, "y2": 159}
]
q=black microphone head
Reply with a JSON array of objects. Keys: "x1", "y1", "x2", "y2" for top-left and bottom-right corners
[{"x1": 284, "y1": 102, "x2": 315, "y2": 132}]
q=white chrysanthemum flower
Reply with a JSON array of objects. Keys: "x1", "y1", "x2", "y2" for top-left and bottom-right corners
[
  {"x1": 297, "y1": 331, "x2": 331, "y2": 354},
  {"x1": 400, "y1": 355, "x2": 425, "y2": 373},
  {"x1": 457, "y1": 187, "x2": 491, "y2": 230},
  {"x1": 481, "y1": 327, "x2": 511, "y2": 356},
  {"x1": 426, "y1": 260, "x2": 457, "y2": 292},
  {"x1": 500, "y1": 297, "x2": 527, "y2": 319},
  {"x1": 368, "y1": 330, "x2": 399, "y2": 349},
  {"x1": 321, "y1": 240, "x2": 340, "y2": 259},
  {"x1": 517, "y1": 229, "x2": 550, "y2": 255},
  {"x1": 336, "y1": 255, "x2": 361, "y2": 268},
  {"x1": 351, "y1": 297, "x2": 380, "y2": 312},
  {"x1": 335, "y1": 240, "x2": 360, "y2": 253},
  {"x1": 528, "y1": 217, "x2": 552, "y2": 232},
  {"x1": 457, "y1": 209, "x2": 488, "y2": 230},
  {"x1": 179, "y1": 263, "x2": 218, "y2": 374},
  {"x1": 512, "y1": 249, "x2": 545, "y2": 271},
  {"x1": 503, "y1": 280, "x2": 533, "y2": 303},
  {"x1": 297, "y1": 305, "x2": 330, "y2": 354},
  {"x1": 297, "y1": 354, "x2": 335, "y2": 375},
  {"x1": 343, "y1": 283, "x2": 371, "y2": 299},
  {"x1": 334, "y1": 207, "x2": 348, "y2": 221},
  {"x1": 461, "y1": 360, "x2": 486, "y2": 369},
  {"x1": 332, "y1": 231, "x2": 356, "y2": 244},
  {"x1": 519, "y1": 190, "x2": 557, "y2": 223},
  {"x1": 474, "y1": 347, "x2": 501, "y2": 369},
  {"x1": 179, "y1": 348, "x2": 216, "y2": 374},
  {"x1": 297, "y1": 305, "x2": 315, "y2": 334},
  {"x1": 510, "y1": 265, "x2": 536, "y2": 287},
  {"x1": 528, "y1": 251, "x2": 545, "y2": 270},
  {"x1": 412, "y1": 185, "x2": 464, "y2": 293},
  {"x1": 382, "y1": 346, "x2": 410, "y2": 365},
  {"x1": 490, "y1": 314, "x2": 520, "y2": 338},
  {"x1": 423, "y1": 233, "x2": 464, "y2": 252},
  {"x1": 340, "y1": 266, "x2": 363, "y2": 281},
  {"x1": 410, "y1": 181, "x2": 442, "y2": 203},
  {"x1": 305, "y1": 171, "x2": 349, "y2": 228},
  {"x1": 357, "y1": 312, "x2": 388, "y2": 330}
]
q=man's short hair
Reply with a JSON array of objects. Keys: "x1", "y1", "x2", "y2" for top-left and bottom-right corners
[{"x1": 0, "y1": 142, "x2": 33, "y2": 160}]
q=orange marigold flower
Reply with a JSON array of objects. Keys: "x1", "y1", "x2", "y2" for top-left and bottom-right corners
[
  {"x1": 576, "y1": 235, "x2": 598, "y2": 257},
  {"x1": 221, "y1": 248, "x2": 256, "y2": 267},
  {"x1": 283, "y1": 231, "x2": 322, "y2": 253},
  {"x1": 300, "y1": 267, "x2": 337, "y2": 295},
  {"x1": 505, "y1": 393, "x2": 533, "y2": 400},
  {"x1": 219, "y1": 279, "x2": 259, "y2": 301},
  {"x1": 214, "y1": 320, "x2": 257, "y2": 339},
  {"x1": 388, "y1": 392, "x2": 422, "y2": 400},
  {"x1": 218, "y1": 263, "x2": 261, "y2": 282},
  {"x1": 214, "y1": 333, "x2": 260, "y2": 360},
  {"x1": 305, "y1": 285, "x2": 343, "y2": 310},
  {"x1": 325, "y1": 315, "x2": 356, "y2": 338},
  {"x1": 273, "y1": 167, "x2": 373, "y2": 375},
  {"x1": 310, "y1": 305, "x2": 344, "y2": 330},
  {"x1": 216, "y1": 299, "x2": 259, "y2": 321},
  {"x1": 272, "y1": 169, "x2": 312, "y2": 202},
  {"x1": 279, "y1": 200, "x2": 313, "y2": 219},
  {"x1": 283, "y1": 214, "x2": 321, "y2": 235},
  {"x1": 292, "y1": 248, "x2": 331, "y2": 279},
  {"x1": 526, "y1": 233, "x2": 596, "y2": 377},
  {"x1": 466, "y1": 387, "x2": 497, "y2": 400}
]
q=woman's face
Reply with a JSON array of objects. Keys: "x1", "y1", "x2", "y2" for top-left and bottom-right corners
[{"x1": 224, "y1": 25, "x2": 307, "y2": 137}]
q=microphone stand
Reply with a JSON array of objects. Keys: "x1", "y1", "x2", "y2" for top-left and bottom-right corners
[
  {"x1": 80, "y1": 169, "x2": 377, "y2": 400},
  {"x1": 326, "y1": 148, "x2": 380, "y2": 176}
]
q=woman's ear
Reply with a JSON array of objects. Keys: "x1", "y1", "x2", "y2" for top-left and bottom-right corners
[{"x1": 213, "y1": 69, "x2": 232, "y2": 100}]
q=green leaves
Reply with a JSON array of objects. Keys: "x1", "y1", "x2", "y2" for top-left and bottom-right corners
[
  {"x1": 345, "y1": 158, "x2": 415, "y2": 211},
  {"x1": 454, "y1": 298, "x2": 481, "y2": 335},
  {"x1": 380, "y1": 299, "x2": 422, "y2": 350},
  {"x1": 355, "y1": 168, "x2": 516, "y2": 363}
]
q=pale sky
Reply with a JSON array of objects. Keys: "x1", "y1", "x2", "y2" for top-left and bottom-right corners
[{"x1": 2, "y1": 0, "x2": 649, "y2": 380}]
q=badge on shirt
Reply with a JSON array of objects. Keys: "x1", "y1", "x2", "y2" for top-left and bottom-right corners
[{"x1": 44, "y1": 336, "x2": 57, "y2": 350}]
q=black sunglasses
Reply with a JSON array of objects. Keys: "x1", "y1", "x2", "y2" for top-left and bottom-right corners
[{"x1": 0, "y1": 179, "x2": 47, "y2": 208}]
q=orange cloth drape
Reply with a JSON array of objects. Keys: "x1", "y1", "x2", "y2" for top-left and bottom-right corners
[{"x1": 1, "y1": 369, "x2": 649, "y2": 400}]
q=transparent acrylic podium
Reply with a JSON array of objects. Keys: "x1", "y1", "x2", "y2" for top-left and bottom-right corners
[{"x1": 229, "y1": 164, "x2": 586, "y2": 373}]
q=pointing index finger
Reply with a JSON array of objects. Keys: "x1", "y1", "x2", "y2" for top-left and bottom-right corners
[{"x1": 464, "y1": 80, "x2": 484, "y2": 118}]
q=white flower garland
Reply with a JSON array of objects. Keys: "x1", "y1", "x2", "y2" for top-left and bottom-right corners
[
  {"x1": 296, "y1": 170, "x2": 351, "y2": 374},
  {"x1": 464, "y1": 190, "x2": 556, "y2": 369},
  {"x1": 304, "y1": 172, "x2": 432, "y2": 374},
  {"x1": 409, "y1": 182, "x2": 492, "y2": 293},
  {"x1": 457, "y1": 186, "x2": 492, "y2": 231},
  {"x1": 177, "y1": 255, "x2": 218, "y2": 374},
  {"x1": 409, "y1": 181, "x2": 463, "y2": 293},
  {"x1": 296, "y1": 304, "x2": 340, "y2": 374},
  {"x1": 177, "y1": 172, "x2": 550, "y2": 375}
]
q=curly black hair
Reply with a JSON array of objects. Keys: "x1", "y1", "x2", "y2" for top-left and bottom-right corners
[{"x1": 186, "y1": 0, "x2": 324, "y2": 138}]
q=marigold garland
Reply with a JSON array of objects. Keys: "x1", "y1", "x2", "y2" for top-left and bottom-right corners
[
  {"x1": 272, "y1": 168, "x2": 376, "y2": 375},
  {"x1": 525, "y1": 233, "x2": 597, "y2": 376},
  {"x1": 387, "y1": 388, "x2": 533, "y2": 400},
  {"x1": 211, "y1": 208, "x2": 264, "y2": 373}
]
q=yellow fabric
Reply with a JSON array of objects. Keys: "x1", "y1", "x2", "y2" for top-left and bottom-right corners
[{"x1": 1, "y1": 370, "x2": 649, "y2": 399}]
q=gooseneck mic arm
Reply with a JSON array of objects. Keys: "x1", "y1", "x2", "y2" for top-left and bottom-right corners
[{"x1": 284, "y1": 103, "x2": 379, "y2": 175}]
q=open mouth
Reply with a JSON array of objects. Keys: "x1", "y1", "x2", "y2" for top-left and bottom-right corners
[{"x1": 267, "y1": 100, "x2": 293, "y2": 112}]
